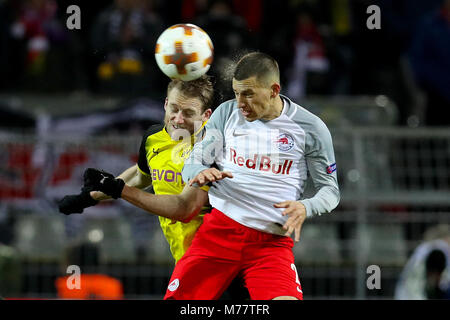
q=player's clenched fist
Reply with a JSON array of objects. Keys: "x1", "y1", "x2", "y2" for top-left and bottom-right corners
[
  {"x1": 83, "y1": 168, "x2": 125, "y2": 199},
  {"x1": 188, "y1": 168, "x2": 233, "y2": 187},
  {"x1": 58, "y1": 186, "x2": 98, "y2": 215},
  {"x1": 273, "y1": 201, "x2": 307, "y2": 242}
]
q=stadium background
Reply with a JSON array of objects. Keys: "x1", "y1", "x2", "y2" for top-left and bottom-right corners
[{"x1": 0, "y1": 0, "x2": 449, "y2": 299}]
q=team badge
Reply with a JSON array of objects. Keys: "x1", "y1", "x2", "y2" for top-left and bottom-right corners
[{"x1": 276, "y1": 133, "x2": 294, "y2": 152}]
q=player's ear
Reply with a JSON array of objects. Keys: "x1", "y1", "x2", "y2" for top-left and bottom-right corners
[
  {"x1": 164, "y1": 98, "x2": 168, "y2": 110},
  {"x1": 202, "y1": 108, "x2": 212, "y2": 121},
  {"x1": 271, "y1": 83, "x2": 281, "y2": 98}
]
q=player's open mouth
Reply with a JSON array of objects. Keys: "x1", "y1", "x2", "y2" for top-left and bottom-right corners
[{"x1": 240, "y1": 109, "x2": 252, "y2": 117}]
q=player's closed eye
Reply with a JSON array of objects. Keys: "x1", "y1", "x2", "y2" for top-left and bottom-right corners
[
  {"x1": 234, "y1": 92, "x2": 253, "y2": 99},
  {"x1": 183, "y1": 110, "x2": 196, "y2": 118}
]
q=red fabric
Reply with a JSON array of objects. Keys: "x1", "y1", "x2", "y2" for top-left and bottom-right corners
[{"x1": 164, "y1": 209, "x2": 303, "y2": 300}]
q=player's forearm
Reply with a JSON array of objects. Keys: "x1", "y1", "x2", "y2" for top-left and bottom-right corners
[
  {"x1": 121, "y1": 185, "x2": 192, "y2": 221},
  {"x1": 301, "y1": 185, "x2": 340, "y2": 218}
]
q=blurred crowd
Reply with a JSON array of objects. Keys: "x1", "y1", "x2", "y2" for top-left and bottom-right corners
[{"x1": 0, "y1": 0, "x2": 449, "y2": 126}]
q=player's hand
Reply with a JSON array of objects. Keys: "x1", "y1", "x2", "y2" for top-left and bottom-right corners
[
  {"x1": 273, "y1": 201, "x2": 307, "y2": 242},
  {"x1": 83, "y1": 168, "x2": 125, "y2": 199},
  {"x1": 58, "y1": 186, "x2": 99, "y2": 215},
  {"x1": 188, "y1": 168, "x2": 233, "y2": 187}
]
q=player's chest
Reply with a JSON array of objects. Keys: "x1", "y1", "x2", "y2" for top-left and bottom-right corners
[
  {"x1": 147, "y1": 142, "x2": 193, "y2": 183},
  {"x1": 223, "y1": 124, "x2": 305, "y2": 161}
]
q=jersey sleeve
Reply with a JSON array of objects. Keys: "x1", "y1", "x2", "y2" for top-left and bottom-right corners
[
  {"x1": 300, "y1": 117, "x2": 340, "y2": 218},
  {"x1": 137, "y1": 124, "x2": 164, "y2": 177}
]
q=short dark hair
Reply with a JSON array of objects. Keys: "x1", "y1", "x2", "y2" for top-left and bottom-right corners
[
  {"x1": 167, "y1": 75, "x2": 214, "y2": 112},
  {"x1": 233, "y1": 52, "x2": 280, "y2": 85}
]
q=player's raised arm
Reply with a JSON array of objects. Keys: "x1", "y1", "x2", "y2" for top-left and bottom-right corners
[
  {"x1": 58, "y1": 164, "x2": 152, "y2": 215},
  {"x1": 83, "y1": 168, "x2": 208, "y2": 222},
  {"x1": 59, "y1": 122, "x2": 155, "y2": 215}
]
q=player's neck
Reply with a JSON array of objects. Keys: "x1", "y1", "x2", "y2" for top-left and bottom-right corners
[{"x1": 265, "y1": 96, "x2": 283, "y2": 121}]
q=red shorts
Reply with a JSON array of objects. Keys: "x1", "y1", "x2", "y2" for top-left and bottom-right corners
[{"x1": 164, "y1": 209, "x2": 303, "y2": 300}]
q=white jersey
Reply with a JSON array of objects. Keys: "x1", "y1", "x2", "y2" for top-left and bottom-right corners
[{"x1": 182, "y1": 95, "x2": 340, "y2": 236}]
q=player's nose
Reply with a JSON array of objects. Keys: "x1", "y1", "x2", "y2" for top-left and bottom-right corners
[
  {"x1": 237, "y1": 98, "x2": 247, "y2": 109},
  {"x1": 173, "y1": 111, "x2": 184, "y2": 123}
]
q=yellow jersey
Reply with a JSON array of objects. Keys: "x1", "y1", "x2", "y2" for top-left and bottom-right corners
[{"x1": 137, "y1": 123, "x2": 210, "y2": 263}]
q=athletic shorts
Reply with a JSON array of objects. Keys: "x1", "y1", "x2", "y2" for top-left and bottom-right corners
[{"x1": 164, "y1": 208, "x2": 303, "y2": 300}]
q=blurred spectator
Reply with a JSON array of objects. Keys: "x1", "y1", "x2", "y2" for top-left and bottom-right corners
[
  {"x1": 348, "y1": 0, "x2": 445, "y2": 126},
  {"x1": 408, "y1": 0, "x2": 450, "y2": 126},
  {"x1": 425, "y1": 249, "x2": 448, "y2": 299},
  {"x1": 286, "y1": 9, "x2": 329, "y2": 100},
  {"x1": 180, "y1": 0, "x2": 209, "y2": 22},
  {"x1": 395, "y1": 224, "x2": 450, "y2": 300},
  {"x1": 232, "y1": 0, "x2": 263, "y2": 33},
  {"x1": 0, "y1": 0, "x2": 80, "y2": 92},
  {"x1": 321, "y1": 0, "x2": 354, "y2": 96},
  {"x1": 194, "y1": 0, "x2": 254, "y2": 100},
  {"x1": 258, "y1": 0, "x2": 297, "y2": 88},
  {"x1": 55, "y1": 242, "x2": 124, "y2": 300},
  {"x1": 90, "y1": 0, "x2": 165, "y2": 97}
]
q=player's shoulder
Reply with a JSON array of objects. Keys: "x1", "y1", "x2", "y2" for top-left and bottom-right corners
[
  {"x1": 142, "y1": 123, "x2": 165, "y2": 139},
  {"x1": 207, "y1": 99, "x2": 238, "y2": 127},
  {"x1": 283, "y1": 95, "x2": 329, "y2": 132},
  {"x1": 214, "y1": 98, "x2": 237, "y2": 114},
  {"x1": 139, "y1": 123, "x2": 167, "y2": 150}
]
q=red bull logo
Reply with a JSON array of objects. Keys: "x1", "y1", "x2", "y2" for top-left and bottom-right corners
[
  {"x1": 276, "y1": 133, "x2": 294, "y2": 151},
  {"x1": 277, "y1": 137, "x2": 289, "y2": 144},
  {"x1": 229, "y1": 147, "x2": 293, "y2": 175}
]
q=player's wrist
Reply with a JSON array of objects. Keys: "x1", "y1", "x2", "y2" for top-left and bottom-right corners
[
  {"x1": 105, "y1": 178, "x2": 125, "y2": 199},
  {"x1": 298, "y1": 200, "x2": 312, "y2": 218}
]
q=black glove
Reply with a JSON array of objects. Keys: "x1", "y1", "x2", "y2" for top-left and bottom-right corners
[
  {"x1": 83, "y1": 168, "x2": 125, "y2": 199},
  {"x1": 58, "y1": 186, "x2": 99, "y2": 215}
]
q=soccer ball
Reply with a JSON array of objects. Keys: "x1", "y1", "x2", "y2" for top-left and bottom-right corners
[{"x1": 155, "y1": 23, "x2": 214, "y2": 81}]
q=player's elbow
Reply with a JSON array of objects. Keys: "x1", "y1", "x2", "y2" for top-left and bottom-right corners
[
  {"x1": 172, "y1": 197, "x2": 201, "y2": 223},
  {"x1": 334, "y1": 185, "x2": 340, "y2": 202},
  {"x1": 329, "y1": 186, "x2": 340, "y2": 212}
]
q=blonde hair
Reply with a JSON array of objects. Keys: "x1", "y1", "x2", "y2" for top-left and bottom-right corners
[{"x1": 167, "y1": 75, "x2": 214, "y2": 112}]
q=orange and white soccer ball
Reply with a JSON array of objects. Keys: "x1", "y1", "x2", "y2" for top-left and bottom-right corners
[{"x1": 155, "y1": 23, "x2": 214, "y2": 81}]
